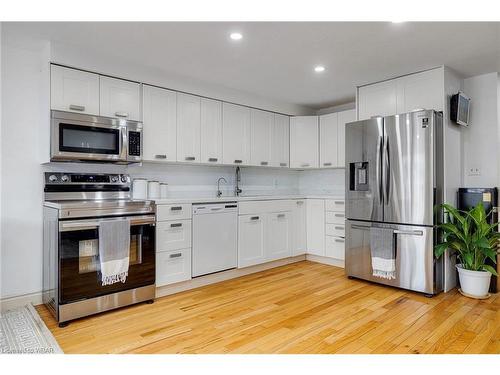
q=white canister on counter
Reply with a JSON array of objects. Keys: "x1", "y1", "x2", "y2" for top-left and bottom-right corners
[
  {"x1": 132, "y1": 178, "x2": 148, "y2": 200},
  {"x1": 147, "y1": 181, "x2": 160, "y2": 199},
  {"x1": 160, "y1": 183, "x2": 169, "y2": 199}
]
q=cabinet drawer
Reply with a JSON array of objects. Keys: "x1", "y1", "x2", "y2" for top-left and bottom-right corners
[
  {"x1": 157, "y1": 220, "x2": 192, "y2": 252},
  {"x1": 326, "y1": 223, "x2": 345, "y2": 237},
  {"x1": 157, "y1": 204, "x2": 192, "y2": 221},
  {"x1": 325, "y1": 236, "x2": 345, "y2": 260},
  {"x1": 325, "y1": 199, "x2": 345, "y2": 212},
  {"x1": 325, "y1": 211, "x2": 345, "y2": 224},
  {"x1": 156, "y1": 248, "x2": 192, "y2": 286}
]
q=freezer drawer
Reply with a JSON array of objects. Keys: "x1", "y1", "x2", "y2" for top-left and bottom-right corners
[{"x1": 345, "y1": 220, "x2": 438, "y2": 294}]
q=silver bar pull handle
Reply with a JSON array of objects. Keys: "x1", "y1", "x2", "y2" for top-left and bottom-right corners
[
  {"x1": 334, "y1": 238, "x2": 345, "y2": 243},
  {"x1": 352, "y1": 224, "x2": 370, "y2": 230},
  {"x1": 334, "y1": 201, "x2": 345, "y2": 205},
  {"x1": 394, "y1": 229, "x2": 423, "y2": 236},
  {"x1": 208, "y1": 158, "x2": 218, "y2": 162},
  {"x1": 155, "y1": 154, "x2": 167, "y2": 159},
  {"x1": 335, "y1": 213, "x2": 345, "y2": 217},
  {"x1": 277, "y1": 213, "x2": 286, "y2": 218},
  {"x1": 185, "y1": 156, "x2": 196, "y2": 161},
  {"x1": 280, "y1": 162, "x2": 287, "y2": 167},
  {"x1": 260, "y1": 161, "x2": 268, "y2": 166},
  {"x1": 170, "y1": 223, "x2": 182, "y2": 228},
  {"x1": 171, "y1": 206, "x2": 182, "y2": 211},
  {"x1": 335, "y1": 226, "x2": 344, "y2": 230},
  {"x1": 69, "y1": 104, "x2": 85, "y2": 112},
  {"x1": 323, "y1": 162, "x2": 332, "y2": 166},
  {"x1": 250, "y1": 216, "x2": 259, "y2": 221},
  {"x1": 234, "y1": 159, "x2": 242, "y2": 164},
  {"x1": 115, "y1": 111, "x2": 129, "y2": 118},
  {"x1": 301, "y1": 163, "x2": 310, "y2": 168},
  {"x1": 169, "y1": 252, "x2": 182, "y2": 258}
]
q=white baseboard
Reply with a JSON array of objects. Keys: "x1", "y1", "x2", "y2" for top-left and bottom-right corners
[
  {"x1": 306, "y1": 254, "x2": 345, "y2": 268},
  {"x1": 156, "y1": 255, "x2": 306, "y2": 298},
  {"x1": 0, "y1": 291, "x2": 43, "y2": 312}
]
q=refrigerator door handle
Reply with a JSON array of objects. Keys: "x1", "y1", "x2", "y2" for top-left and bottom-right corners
[
  {"x1": 383, "y1": 136, "x2": 390, "y2": 205},
  {"x1": 394, "y1": 229, "x2": 423, "y2": 236},
  {"x1": 377, "y1": 135, "x2": 383, "y2": 204}
]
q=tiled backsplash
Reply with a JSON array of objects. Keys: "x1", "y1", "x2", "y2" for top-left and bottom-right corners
[{"x1": 43, "y1": 162, "x2": 345, "y2": 198}]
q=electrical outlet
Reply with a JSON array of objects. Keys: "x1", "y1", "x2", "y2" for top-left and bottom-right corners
[{"x1": 467, "y1": 167, "x2": 481, "y2": 176}]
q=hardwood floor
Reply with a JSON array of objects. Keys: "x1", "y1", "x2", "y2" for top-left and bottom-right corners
[{"x1": 37, "y1": 261, "x2": 500, "y2": 354}]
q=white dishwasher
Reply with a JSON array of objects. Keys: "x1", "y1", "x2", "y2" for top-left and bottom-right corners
[{"x1": 192, "y1": 202, "x2": 238, "y2": 277}]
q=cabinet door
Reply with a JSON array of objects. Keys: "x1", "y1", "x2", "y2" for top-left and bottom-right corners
[
  {"x1": 250, "y1": 109, "x2": 273, "y2": 167},
  {"x1": 336, "y1": 109, "x2": 355, "y2": 168},
  {"x1": 222, "y1": 103, "x2": 251, "y2": 165},
  {"x1": 50, "y1": 65, "x2": 99, "y2": 115},
  {"x1": 319, "y1": 113, "x2": 338, "y2": 168},
  {"x1": 100, "y1": 76, "x2": 141, "y2": 121},
  {"x1": 357, "y1": 79, "x2": 397, "y2": 120},
  {"x1": 271, "y1": 114, "x2": 290, "y2": 167},
  {"x1": 238, "y1": 214, "x2": 266, "y2": 268},
  {"x1": 142, "y1": 85, "x2": 177, "y2": 162},
  {"x1": 306, "y1": 199, "x2": 325, "y2": 256},
  {"x1": 289, "y1": 116, "x2": 319, "y2": 169},
  {"x1": 176, "y1": 93, "x2": 201, "y2": 163},
  {"x1": 266, "y1": 211, "x2": 292, "y2": 261},
  {"x1": 325, "y1": 236, "x2": 345, "y2": 261},
  {"x1": 396, "y1": 68, "x2": 444, "y2": 113},
  {"x1": 200, "y1": 98, "x2": 223, "y2": 164},
  {"x1": 292, "y1": 200, "x2": 307, "y2": 255}
]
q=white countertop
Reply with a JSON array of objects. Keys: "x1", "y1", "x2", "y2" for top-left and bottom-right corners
[{"x1": 151, "y1": 194, "x2": 344, "y2": 205}]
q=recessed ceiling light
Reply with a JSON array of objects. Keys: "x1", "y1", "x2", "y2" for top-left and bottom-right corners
[
  {"x1": 314, "y1": 65, "x2": 325, "y2": 73},
  {"x1": 230, "y1": 32, "x2": 243, "y2": 41}
]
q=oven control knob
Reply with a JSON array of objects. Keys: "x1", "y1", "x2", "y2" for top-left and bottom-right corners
[
  {"x1": 111, "y1": 176, "x2": 119, "y2": 183},
  {"x1": 48, "y1": 174, "x2": 58, "y2": 183},
  {"x1": 120, "y1": 175, "x2": 128, "y2": 183},
  {"x1": 61, "y1": 175, "x2": 69, "y2": 182}
]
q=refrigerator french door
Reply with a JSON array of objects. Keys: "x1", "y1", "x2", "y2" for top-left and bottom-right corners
[{"x1": 345, "y1": 110, "x2": 444, "y2": 294}]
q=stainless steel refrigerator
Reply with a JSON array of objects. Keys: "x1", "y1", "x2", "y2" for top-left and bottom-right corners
[{"x1": 345, "y1": 109, "x2": 444, "y2": 295}]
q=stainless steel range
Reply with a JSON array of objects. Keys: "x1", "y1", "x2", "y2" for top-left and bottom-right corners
[{"x1": 43, "y1": 172, "x2": 156, "y2": 327}]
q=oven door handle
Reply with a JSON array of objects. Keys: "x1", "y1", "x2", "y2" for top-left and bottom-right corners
[{"x1": 59, "y1": 215, "x2": 156, "y2": 231}]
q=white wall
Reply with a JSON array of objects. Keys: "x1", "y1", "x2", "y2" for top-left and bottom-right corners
[{"x1": 462, "y1": 72, "x2": 499, "y2": 187}]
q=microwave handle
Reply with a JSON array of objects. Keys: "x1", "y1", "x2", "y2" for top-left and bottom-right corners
[{"x1": 59, "y1": 215, "x2": 155, "y2": 232}]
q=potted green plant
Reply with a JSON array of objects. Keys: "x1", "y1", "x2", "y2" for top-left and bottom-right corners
[{"x1": 435, "y1": 202, "x2": 499, "y2": 298}]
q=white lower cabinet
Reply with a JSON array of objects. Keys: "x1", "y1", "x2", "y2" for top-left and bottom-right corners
[
  {"x1": 292, "y1": 200, "x2": 307, "y2": 255},
  {"x1": 238, "y1": 214, "x2": 266, "y2": 268},
  {"x1": 156, "y1": 249, "x2": 192, "y2": 286},
  {"x1": 306, "y1": 199, "x2": 325, "y2": 256},
  {"x1": 156, "y1": 220, "x2": 192, "y2": 252},
  {"x1": 156, "y1": 204, "x2": 192, "y2": 287},
  {"x1": 238, "y1": 201, "x2": 294, "y2": 268},
  {"x1": 266, "y1": 211, "x2": 292, "y2": 261},
  {"x1": 324, "y1": 199, "x2": 345, "y2": 263}
]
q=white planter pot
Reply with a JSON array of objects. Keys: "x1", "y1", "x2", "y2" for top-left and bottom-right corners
[{"x1": 456, "y1": 264, "x2": 491, "y2": 298}]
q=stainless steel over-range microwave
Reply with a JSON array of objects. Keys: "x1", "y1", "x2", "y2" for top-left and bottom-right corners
[{"x1": 50, "y1": 110, "x2": 142, "y2": 163}]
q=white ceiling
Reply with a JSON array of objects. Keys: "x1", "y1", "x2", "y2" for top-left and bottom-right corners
[{"x1": 5, "y1": 22, "x2": 500, "y2": 109}]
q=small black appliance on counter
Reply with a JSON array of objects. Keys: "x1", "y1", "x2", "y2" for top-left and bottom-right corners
[{"x1": 457, "y1": 187, "x2": 498, "y2": 293}]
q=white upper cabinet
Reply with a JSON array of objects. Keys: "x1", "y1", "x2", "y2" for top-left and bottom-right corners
[
  {"x1": 176, "y1": 93, "x2": 201, "y2": 163},
  {"x1": 142, "y1": 85, "x2": 177, "y2": 162},
  {"x1": 396, "y1": 68, "x2": 444, "y2": 113},
  {"x1": 222, "y1": 103, "x2": 251, "y2": 165},
  {"x1": 319, "y1": 113, "x2": 338, "y2": 168},
  {"x1": 357, "y1": 79, "x2": 398, "y2": 120},
  {"x1": 357, "y1": 68, "x2": 445, "y2": 120},
  {"x1": 200, "y1": 98, "x2": 223, "y2": 164},
  {"x1": 100, "y1": 76, "x2": 141, "y2": 121},
  {"x1": 271, "y1": 114, "x2": 290, "y2": 167},
  {"x1": 51, "y1": 65, "x2": 99, "y2": 115},
  {"x1": 290, "y1": 116, "x2": 319, "y2": 169},
  {"x1": 250, "y1": 109, "x2": 273, "y2": 167},
  {"x1": 337, "y1": 109, "x2": 355, "y2": 168}
]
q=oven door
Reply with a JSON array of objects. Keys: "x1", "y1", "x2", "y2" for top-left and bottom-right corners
[
  {"x1": 51, "y1": 115, "x2": 127, "y2": 162},
  {"x1": 58, "y1": 215, "x2": 155, "y2": 304}
]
